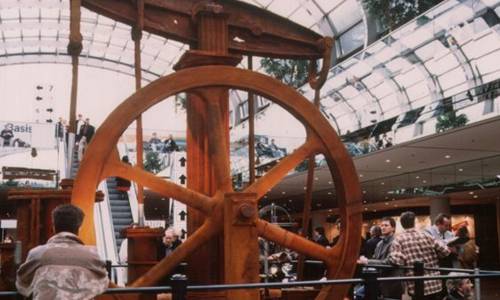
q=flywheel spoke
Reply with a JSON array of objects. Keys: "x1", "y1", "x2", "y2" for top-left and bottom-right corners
[
  {"x1": 130, "y1": 220, "x2": 219, "y2": 287},
  {"x1": 245, "y1": 140, "x2": 318, "y2": 200},
  {"x1": 256, "y1": 219, "x2": 329, "y2": 262},
  {"x1": 105, "y1": 161, "x2": 215, "y2": 215}
]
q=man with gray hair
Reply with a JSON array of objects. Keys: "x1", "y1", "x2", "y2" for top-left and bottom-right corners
[
  {"x1": 16, "y1": 204, "x2": 109, "y2": 299},
  {"x1": 444, "y1": 272, "x2": 474, "y2": 300}
]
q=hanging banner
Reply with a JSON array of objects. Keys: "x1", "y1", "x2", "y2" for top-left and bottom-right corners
[{"x1": 0, "y1": 121, "x2": 56, "y2": 158}]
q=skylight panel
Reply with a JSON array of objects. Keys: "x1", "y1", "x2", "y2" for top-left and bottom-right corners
[
  {"x1": 289, "y1": 6, "x2": 316, "y2": 28},
  {"x1": 328, "y1": 0, "x2": 362, "y2": 34},
  {"x1": 314, "y1": 0, "x2": 343, "y2": 13},
  {"x1": 1, "y1": 8, "x2": 19, "y2": 21},
  {"x1": 406, "y1": 81, "x2": 430, "y2": 102},
  {"x1": 267, "y1": 0, "x2": 300, "y2": 17}
]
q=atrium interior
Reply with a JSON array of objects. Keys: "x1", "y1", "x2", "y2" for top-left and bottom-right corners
[{"x1": 0, "y1": 0, "x2": 499, "y2": 299}]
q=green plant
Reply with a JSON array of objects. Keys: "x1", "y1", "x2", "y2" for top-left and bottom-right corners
[
  {"x1": 362, "y1": 0, "x2": 442, "y2": 31},
  {"x1": 144, "y1": 151, "x2": 163, "y2": 174},
  {"x1": 435, "y1": 110, "x2": 468, "y2": 133},
  {"x1": 260, "y1": 58, "x2": 310, "y2": 88}
]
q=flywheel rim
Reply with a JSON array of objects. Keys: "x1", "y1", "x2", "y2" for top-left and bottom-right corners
[{"x1": 72, "y1": 65, "x2": 362, "y2": 299}]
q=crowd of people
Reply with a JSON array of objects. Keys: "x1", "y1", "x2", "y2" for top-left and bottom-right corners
[
  {"x1": 55, "y1": 114, "x2": 96, "y2": 162},
  {"x1": 13, "y1": 205, "x2": 479, "y2": 299},
  {"x1": 256, "y1": 137, "x2": 287, "y2": 160},
  {"x1": 147, "y1": 132, "x2": 179, "y2": 171},
  {"x1": 308, "y1": 212, "x2": 478, "y2": 300},
  {"x1": 352, "y1": 212, "x2": 477, "y2": 300}
]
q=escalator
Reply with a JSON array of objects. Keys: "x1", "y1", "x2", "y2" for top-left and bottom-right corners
[{"x1": 105, "y1": 177, "x2": 134, "y2": 252}]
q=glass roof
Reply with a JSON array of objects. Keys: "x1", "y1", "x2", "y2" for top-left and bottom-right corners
[
  {"x1": 0, "y1": 0, "x2": 364, "y2": 83},
  {"x1": 1, "y1": 0, "x2": 499, "y2": 137},
  {"x1": 302, "y1": 0, "x2": 500, "y2": 135}
]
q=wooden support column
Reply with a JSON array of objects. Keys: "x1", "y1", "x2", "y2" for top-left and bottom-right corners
[
  {"x1": 224, "y1": 193, "x2": 259, "y2": 300},
  {"x1": 133, "y1": 0, "x2": 145, "y2": 217},
  {"x1": 248, "y1": 56, "x2": 256, "y2": 185},
  {"x1": 297, "y1": 77, "x2": 322, "y2": 280},
  {"x1": 67, "y1": 0, "x2": 82, "y2": 134},
  {"x1": 296, "y1": 154, "x2": 315, "y2": 280},
  {"x1": 174, "y1": 4, "x2": 241, "y2": 288}
]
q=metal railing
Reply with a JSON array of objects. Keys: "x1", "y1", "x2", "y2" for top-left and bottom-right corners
[{"x1": 1, "y1": 263, "x2": 499, "y2": 299}]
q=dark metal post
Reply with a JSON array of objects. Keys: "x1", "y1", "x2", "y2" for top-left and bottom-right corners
[
  {"x1": 105, "y1": 260, "x2": 112, "y2": 280},
  {"x1": 414, "y1": 261, "x2": 425, "y2": 300},
  {"x1": 172, "y1": 276, "x2": 188, "y2": 300},
  {"x1": 362, "y1": 267, "x2": 380, "y2": 300}
]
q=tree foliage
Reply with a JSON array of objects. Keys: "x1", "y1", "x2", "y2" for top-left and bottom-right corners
[
  {"x1": 362, "y1": 0, "x2": 442, "y2": 31},
  {"x1": 260, "y1": 58, "x2": 310, "y2": 89},
  {"x1": 435, "y1": 110, "x2": 468, "y2": 133},
  {"x1": 144, "y1": 151, "x2": 163, "y2": 174}
]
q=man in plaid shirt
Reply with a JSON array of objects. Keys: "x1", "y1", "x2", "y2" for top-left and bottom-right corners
[{"x1": 389, "y1": 211, "x2": 451, "y2": 300}]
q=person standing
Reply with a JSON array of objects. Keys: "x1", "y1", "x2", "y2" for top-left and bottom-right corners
[
  {"x1": 55, "y1": 117, "x2": 65, "y2": 141},
  {"x1": 313, "y1": 226, "x2": 330, "y2": 247},
  {"x1": 16, "y1": 204, "x2": 109, "y2": 299},
  {"x1": 425, "y1": 213, "x2": 454, "y2": 243},
  {"x1": 162, "y1": 134, "x2": 178, "y2": 171},
  {"x1": 455, "y1": 227, "x2": 478, "y2": 269},
  {"x1": 75, "y1": 114, "x2": 84, "y2": 142},
  {"x1": 425, "y1": 213, "x2": 455, "y2": 270},
  {"x1": 149, "y1": 132, "x2": 162, "y2": 152},
  {"x1": 79, "y1": 118, "x2": 95, "y2": 143},
  {"x1": 357, "y1": 217, "x2": 403, "y2": 299},
  {"x1": 389, "y1": 211, "x2": 451, "y2": 300},
  {"x1": 364, "y1": 225, "x2": 382, "y2": 259}
]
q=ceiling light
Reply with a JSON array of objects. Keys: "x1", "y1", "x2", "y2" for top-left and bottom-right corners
[
  {"x1": 364, "y1": 207, "x2": 368, "y2": 211},
  {"x1": 380, "y1": 182, "x2": 385, "y2": 185},
  {"x1": 328, "y1": 181, "x2": 333, "y2": 184},
  {"x1": 363, "y1": 200, "x2": 367, "y2": 203},
  {"x1": 288, "y1": 199, "x2": 292, "y2": 202},
  {"x1": 458, "y1": 168, "x2": 463, "y2": 172},
  {"x1": 314, "y1": 177, "x2": 319, "y2": 181},
  {"x1": 328, "y1": 209, "x2": 332, "y2": 212},
  {"x1": 362, "y1": 190, "x2": 367, "y2": 194},
  {"x1": 473, "y1": 195, "x2": 478, "y2": 199},
  {"x1": 445, "y1": 155, "x2": 451, "y2": 159},
  {"x1": 327, "y1": 192, "x2": 332, "y2": 195},
  {"x1": 385, "y1": 202, "x2": 389, "y2": 205},
  {"x1": 469, "y1": 191, "x2": 474, "y2": 195},
  {"x1": 385, "y1": 159, "x2": 391, "y2": 163},
  {"x1": 416, "y1": 176, "x2": 420, "y2": 179},
  {"x1": 422, "y1": 180, "x2": 427, "y2": 183},
  {"x1": 359, "y1": 174, "x2": 364, "y2": 178},
  {"x1": 281, "y1": 191, "x2": 286, "y2": 194},
  {"x1": 397, "y1": 165, "x2": 402, "y2": 169}
]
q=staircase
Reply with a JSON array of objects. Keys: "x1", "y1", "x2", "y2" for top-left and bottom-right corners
[
  {"x1": 106, "y1": 177, "x2": 134, "y2": 250},
  {"x1": 70, "y1": 146, "x2": 80, "y2": 179}
]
